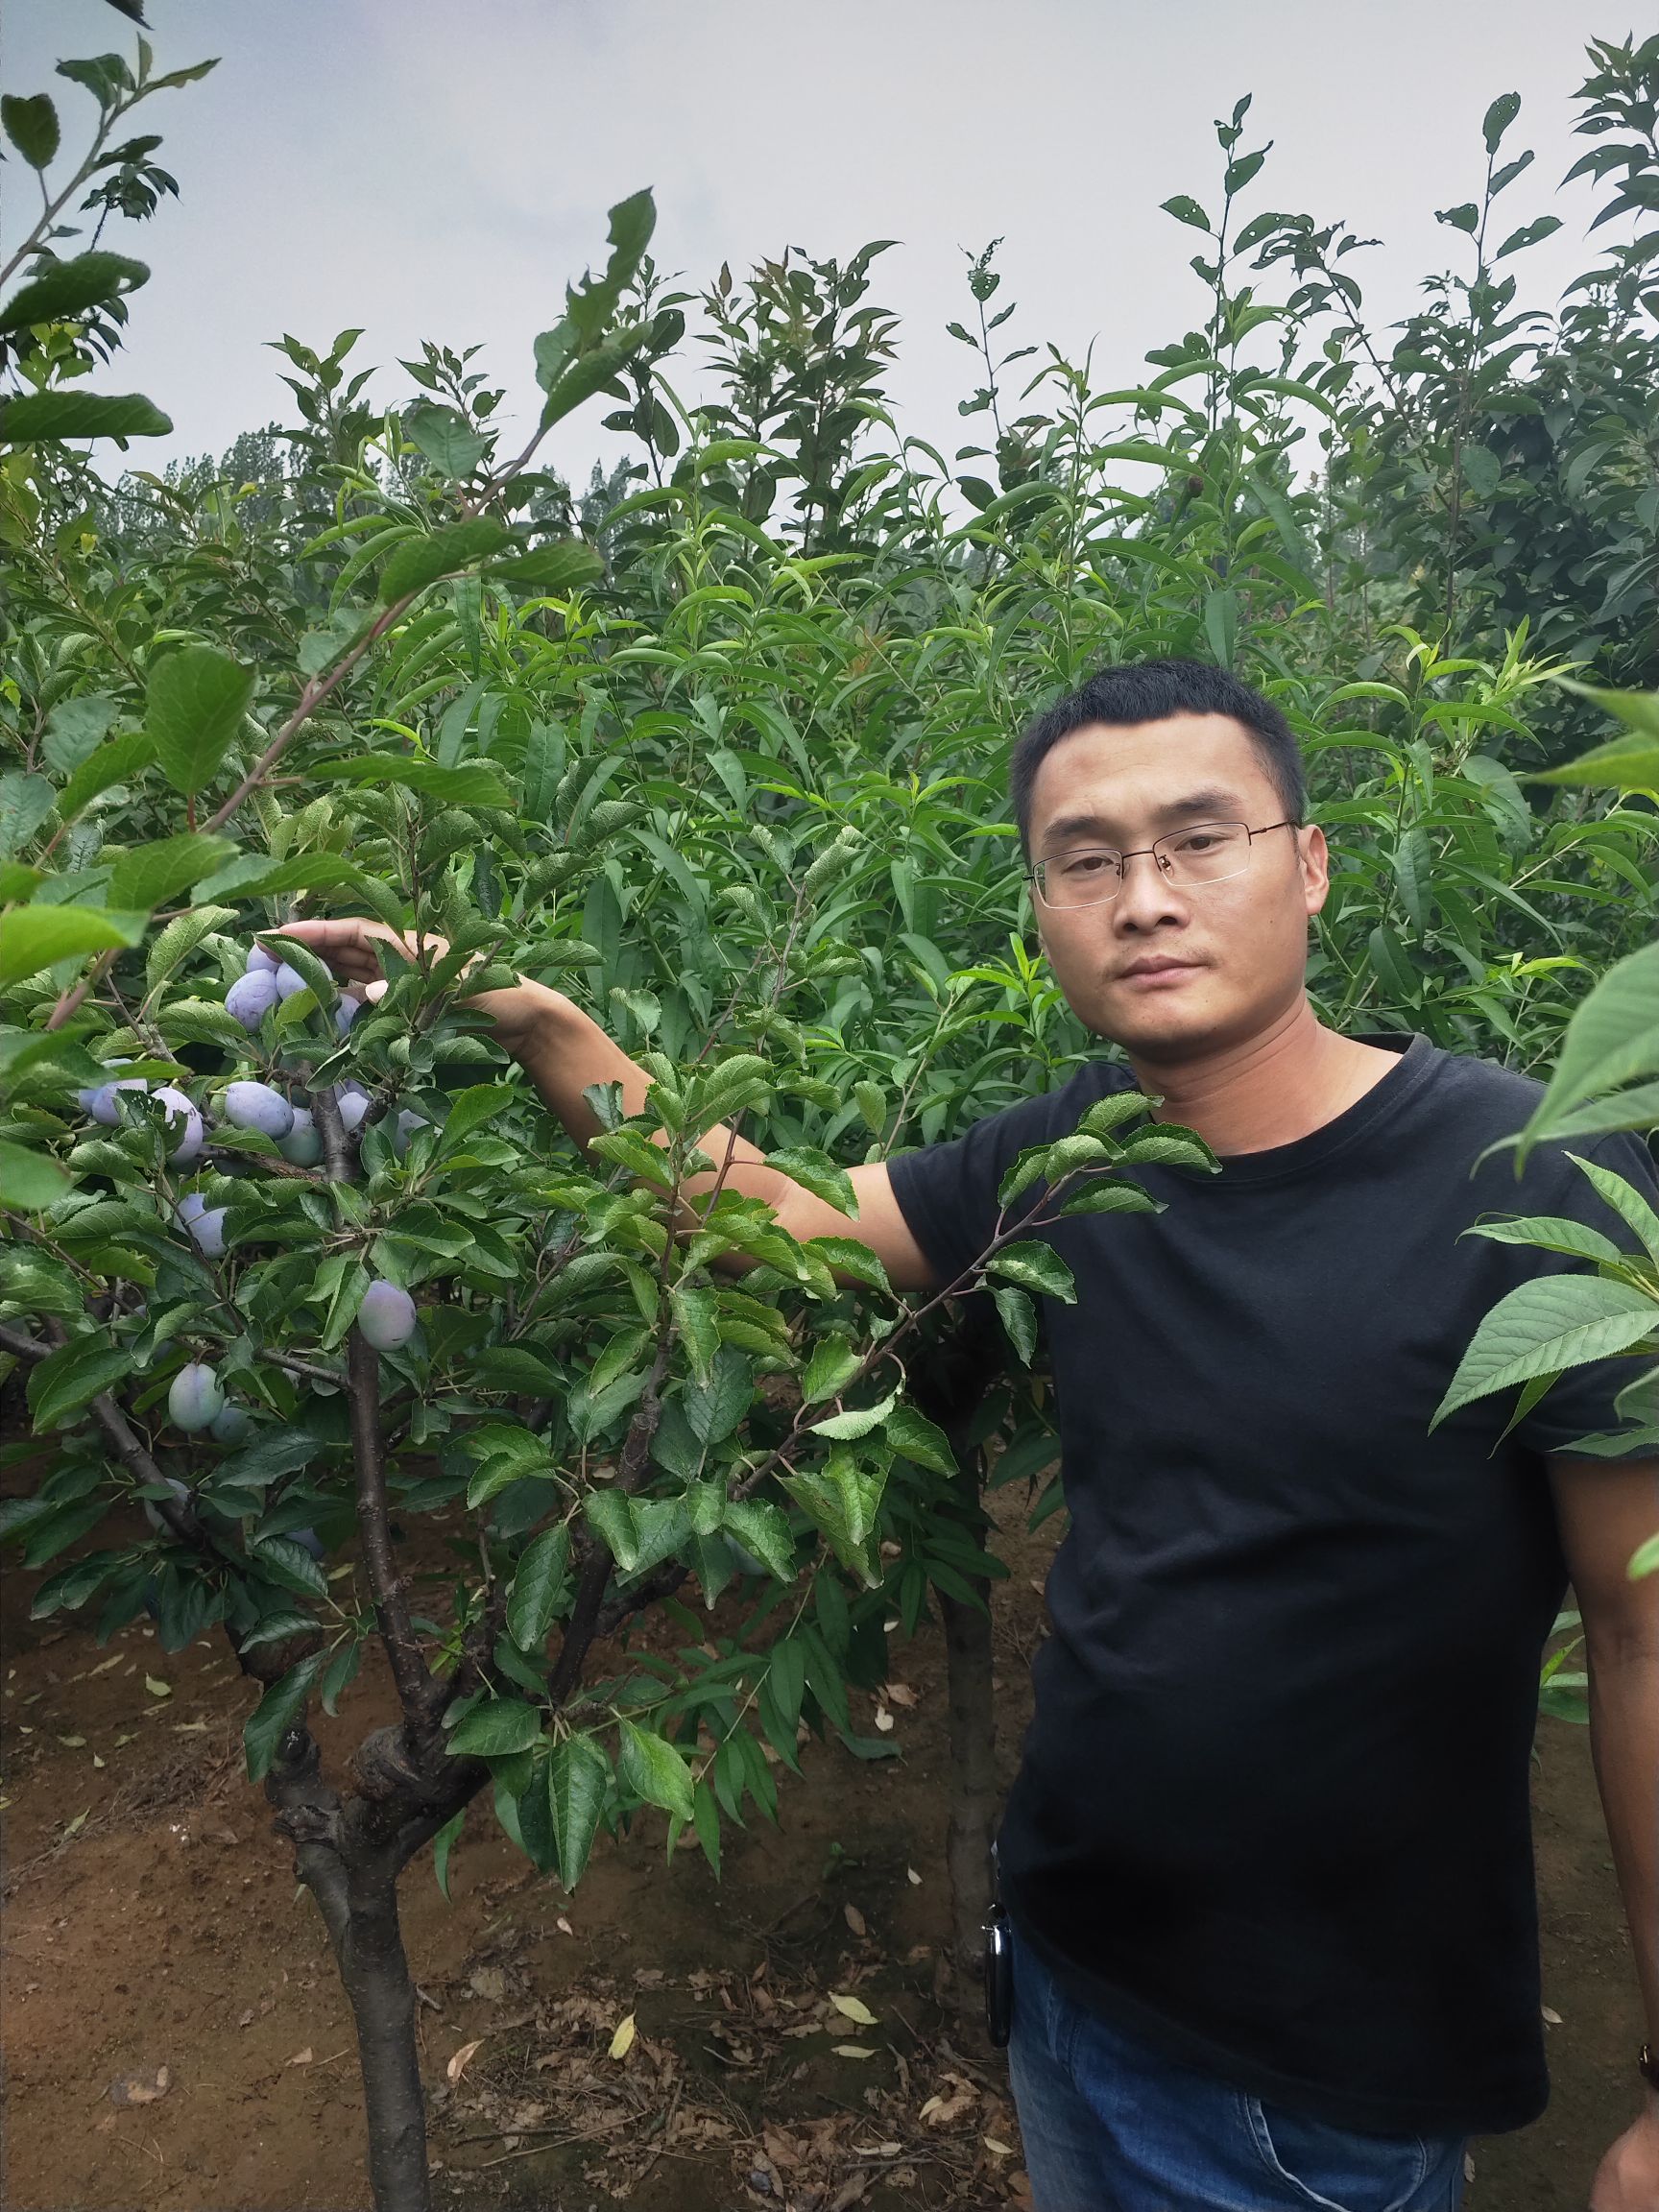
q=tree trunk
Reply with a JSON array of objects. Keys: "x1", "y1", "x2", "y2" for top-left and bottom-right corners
[
  {"x1": 939, "y1": 1475, "x2": 998, "y2": 1979},
  {"x1": 337, "y1": 1860, "x2": 431, "y2": 2212}
]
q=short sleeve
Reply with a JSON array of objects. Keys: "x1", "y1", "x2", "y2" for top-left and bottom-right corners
[
  {"x1": 884, "y1": 1068, "x2": 1126, "y2": 1294},
  {"x1": 1508, "y1": 1132, "x2": 1659, "y2": 1459}
]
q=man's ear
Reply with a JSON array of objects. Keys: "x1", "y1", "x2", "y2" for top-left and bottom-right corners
[{"x1": 1298, "y1": 823, "x2": 1331, "y2": 919}]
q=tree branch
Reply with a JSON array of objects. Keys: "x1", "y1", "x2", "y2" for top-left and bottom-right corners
[{"x1": 345, "y1": 1327, "x2": 435, "y2": 1721}]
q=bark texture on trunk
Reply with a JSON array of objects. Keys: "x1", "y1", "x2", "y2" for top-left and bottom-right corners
[
  {"x1": 939, "y1": 1448, "x2": 998, "y2": 1977},
  {"x1": 339, "y1": 1861, "x2": 430, "y2": 2212}
]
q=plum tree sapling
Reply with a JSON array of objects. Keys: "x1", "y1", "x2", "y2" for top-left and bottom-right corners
[
  {"x1": 357, "y1": 1279, "x2": 417, "y2": 1351},
  {"x1": 168, "y1": 1361, "x2": 226, "y2": 1432},
  {"x1": 175, "y1": 1192, "x2": 227, "y2": 1257},
  {"x1": 278, "y1": 1106, "x2": 322, "y2": 1166},
  {"x1": 223, "y1": 1080, "x2": 295, "y2": 1140},
  {"x1": 152, "y1": 1085, "x2": 204, "y2": 1165},
  {"x1": 226, "y1": 971, "x2": 279, "y2": 1030}
]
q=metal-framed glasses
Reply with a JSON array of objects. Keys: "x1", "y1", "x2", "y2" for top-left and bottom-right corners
[{"x1": 1028, "y1": 819, "x2": 1299, "y2": 909}]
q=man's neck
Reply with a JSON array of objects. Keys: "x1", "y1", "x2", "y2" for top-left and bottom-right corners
[{"x1": 1127, "y1": 1000, "x2": 1402, "y2": 1157}]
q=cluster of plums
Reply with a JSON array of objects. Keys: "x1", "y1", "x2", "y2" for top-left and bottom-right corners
[{"x1": 77, "y1": 939, "x2": 428, "y2": 1437}]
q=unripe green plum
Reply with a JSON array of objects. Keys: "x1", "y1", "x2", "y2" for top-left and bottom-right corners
[
  {"x1": 209, "y1": 1402, "x2": 253, "y2": 1446},
  {"x1": 168, "y1": 1360, "x2": 226, "y2": 1432},
  {"x1": 278, "y1": 1107, "x2": 322, "y2": 1166},
  {"x1": 227, "y1": 971, "x2": 279, "y2": 1030},
  {"x1": 224, "y1": 1079, "x2": 295, "y2": 1140},
  {"x1": 153, "y1": 1085, "x2": 204, "y2": 1165},
  {"x1": 175, "y1": 1192, "x2": 228, "y2": 1257},
  {"x1": 359, "y1": 1279, "x2": 417, "y2": 1350}
]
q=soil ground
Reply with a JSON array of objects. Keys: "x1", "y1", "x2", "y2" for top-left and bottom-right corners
[{"x1": 0, "y1": 1450, "x2": 1643, "y2": 2211}]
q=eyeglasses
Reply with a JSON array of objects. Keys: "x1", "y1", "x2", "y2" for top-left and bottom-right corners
[{"x1": 1028, "y1": 819, "x2": 1299, "y2": 909}]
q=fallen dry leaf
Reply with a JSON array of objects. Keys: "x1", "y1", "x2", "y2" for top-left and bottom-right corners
[
  {"x1": 873, "y1": 1708, "x2": 895, "y2": 1732},
  {"x1": 143, "y1": 1674, "x2": 171, "y2": 1698},
  {"x1": 445, "y1": 2038, "x2": 483, "y2": 2084},
  {"x1": 832, "y1": 2043, "x2": 878, "y2": 2058},
  {"x1": 609, "y1": 2011, "x2": 637, "y2": 2060},
  {"x1": 1541, "y1": 2005, "x2": 1563, "y2": 2026},
  {"x1": 906, "y1": 1866, "x2": 922, "y2": 1886},
  {"x1": 843, "y1": 1903, "x2": 867, "y2": 1937},
  {"x1": 882, "y1": 1682, "x2": 918, "y2": 1709},
  {"x1": 985, "y1": 2134, "x2": 1014, "y2": 2155},
  {"x1": 286, "y1": 2047, "x2": 314, "y2": 2068},
  {"x1": 830, "y1": 1991, "x2": 878, "y2": 2027}
]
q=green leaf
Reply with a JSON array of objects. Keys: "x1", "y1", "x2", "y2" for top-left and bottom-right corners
[
  {"x1": 0, "y1": 252, "x2": 146, "y2": 337},
  {"x1": 0, "y1": 772, "x2": 55, "y2": 858},
  {"x1": 617, "y1": 1716, "x2": 696, "y2": 1823},
  {"x1": 683, "y1": 1347, "x2": 753, "y2": 1446},
  {"x1": 0, "y1": 897, "x2": 141, "y2": 988},
  {"x1": 1077, "y1": 1092, "x2": 1151, "y2": 1142},
  {"x1": 886, "y1": 1402, "x2": 956, "y2": 1476},
  {"x1": 988, "y1": 1239, "x2": 1077, "y2": 1303},
  {"x1": 809, "y1": 1389, "x2": 898, "y2": 1441},
  {"x1": 669, "y1": 1283, "x2": 720, "y2": 1385},
  {"x1": 379, "y1": 518, "x2": 515, "y2": 602},
  {"x1": 1054, "y1": 1180, "x2": 1164, "y2": 1218},
  {"x1": 765, "y1": 1146, "x2": 857, "y2": 1217},
  {"x1": 1162, "y1": 194, "x2": 1211, "y2": 231},
  {"x1": 250, "y1": 1534, "x2": 329, "y2": 1600},
  {"x1": 432, "y1": 1807, "x2": 466, "y2": 1900},
  {"x1": 1518, "y1": 944, "x2": 1659, "y2": 1160},
  {"x1": 307, "y1": 754, "x2": 512, "y2": 807},
  {"x1": 144, "y1": 904, "x2": 238, "y2": 997},
  {"x1": 1481, "y1": 90, "x2": 1521, "y2": 153},
  {"x1": 721, "y1": 1498, "x2": 796, "y2": 1581},
  {"x1": 0, "y1": 1140, "x2": 72, "y2": 1211},
  {"x1": 506, "y1": 1524, "x2": 571, "y2": 1651},
  {"x1": 1628, "y1": 1531, "x2": 1659, "y2": 1582},
  {"x1": 802, "y1": 1333, "x2": 862, "y2": 1407},
  {"x1": 485, "y1": 540, "x2": 604, "y2": 594},
  {"x1": 57, "y1": 730, "x2": 156, "y2": 819},
  {"x1": 1431, "y1": 1277, "x2": 1658, "y2": 1430},
  {"x1": 1568, "y1": 1153, "x2": 1659, "y2": 1267},
  {"x1": 584, "y1": 1487, "x2": 640, "y2": 1573},
  {"x1": 108, "y1": 832, "x2": 237, "y2": 912},
  {"x1": 0, "y1": 390, "x2": 171, "y2": 442},
  {"x1": 243, "y1": 1654, "x2": 323, "y2": 1783},
  {"x1": 2, "y1": 92, "x2": 60, "y2": 169},
  {"x1": 402, "y1": 402, "x2": 489, "y2": 478},
  {"x1": 551, "y1": 1732, "x2": 610, "y2": 1887},
  {"x1": 992, "y1": 1285, "x2": 1038, "y2": 1365},
  {"x1": 145, "y1": 645, "x2": 254, "y2": 797},
  {"x1": 469, "y1": 1347, "x2": 565, "y2": 1397},
  {"x1": 446, "y1": 1695, "x2": 544, "y2": 1758},
  {"x1": 1461, "y1": 1215, "x2": 1625, "y2": 1266},
  {"x1": 25, "y1": 1339, "x2": 131, "y2": 1429}
]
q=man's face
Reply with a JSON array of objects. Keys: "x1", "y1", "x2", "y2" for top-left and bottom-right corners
[{"x1": 1026, "y1": 712, "x2": 1329, "y2": 1064}]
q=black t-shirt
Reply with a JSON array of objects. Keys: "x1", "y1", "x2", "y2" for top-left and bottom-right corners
[{"x1": 886, "y1": 1032, "x2": 1656, "y2": 2138}]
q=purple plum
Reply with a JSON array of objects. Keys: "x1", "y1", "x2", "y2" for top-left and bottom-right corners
[
  {"x1": 273, "y1": 962, "x2": 309, "y2": 1000},
  {"x1": 86, "y1": 1075, "x2": 149, "y2": 1126},
  {"x1": 152, "y1": 1085, "x2": 204, "y2": 1166},
  {"x1": 335, "y1": 995, "x2": 362, "y2": 1036},
  {"x1": 175, "y1": 1192, "x2": 227, "y2": 1258},
  {"x1": 246, "y1": 943, "x2": 282, "y2": 974},
  {"x1": 391, "y1": 1108, "x2": 430, "y2": 1158},
  {"x1": 336, "y1": 1090, "x2": 371, "y2": 1135},
  {"x1": 226, "y1": 970, "x2": 280, "y2": 1031},
  {"x1": 141, "y1": 1473, "x2": 194, "y2": 1535},
  {"x1": 224, "y1": 1079, "x2": 295, "y2": 1141},
  {"x1": 168, "y1": 1360, "x2": 226, "y2": 1432},
  {"x1": 358, "y1": 1279, "x2": 417, "y2": 1351}
]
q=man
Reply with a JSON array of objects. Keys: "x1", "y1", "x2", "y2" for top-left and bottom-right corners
[{"x1": 288, "y1": 659, "x2": 1659, "y2": 2212}]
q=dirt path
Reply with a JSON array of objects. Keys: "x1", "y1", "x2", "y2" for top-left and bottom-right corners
[{"x1": 0, "y1": 1477, "x2": 1641, "y2": 2209}]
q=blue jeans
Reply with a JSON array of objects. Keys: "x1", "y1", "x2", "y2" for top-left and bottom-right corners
[{"x1": 1007, "y1": 1921, "x2": 1468, "y2": 2212}]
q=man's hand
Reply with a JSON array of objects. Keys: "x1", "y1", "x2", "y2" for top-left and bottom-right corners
[
  {"x1": 274, "y1": 916, "x2": 567, "y2": 1058},
  {"x1": 1592, "y1": 2100, "x2": 1659, "y2": 2211}
]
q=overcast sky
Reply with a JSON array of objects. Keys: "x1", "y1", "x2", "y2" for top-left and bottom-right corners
[{"x1": 4, "y1": 0, "x2": 1621, "y2": 486}]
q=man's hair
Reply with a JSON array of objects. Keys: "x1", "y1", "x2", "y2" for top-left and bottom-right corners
[{"x1": 1009, "y1": 660, "x2": 1308, "y2": 861}]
